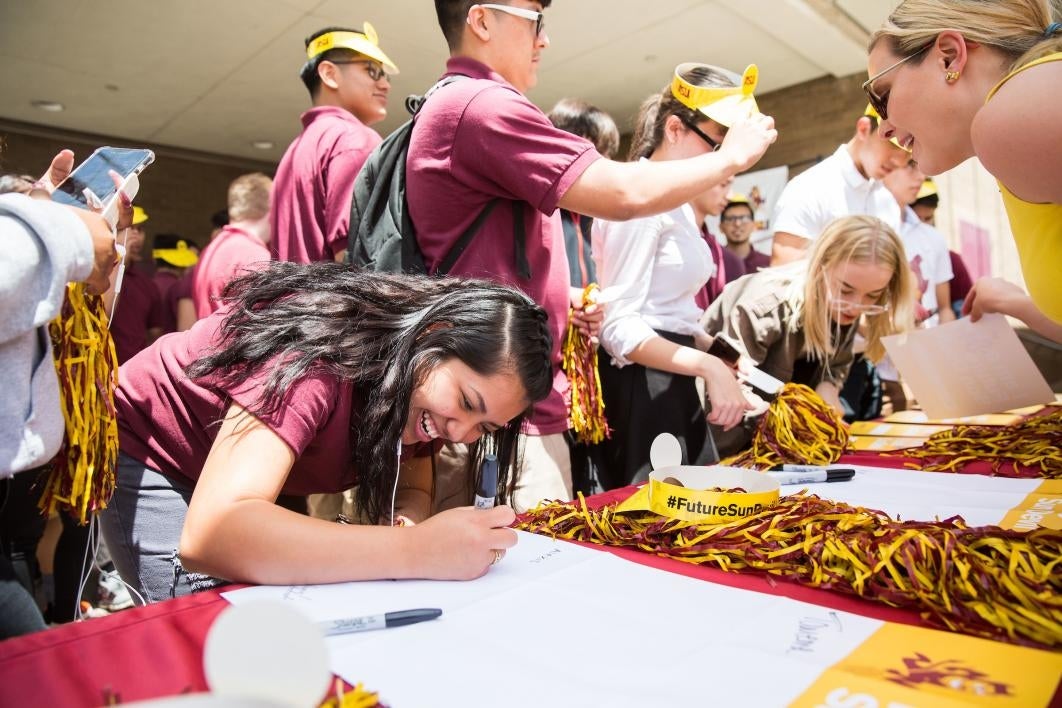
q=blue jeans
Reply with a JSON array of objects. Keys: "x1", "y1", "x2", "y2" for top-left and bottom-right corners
[{"x1": 98, "y1": 453, "x2": 225, "y2": 604}]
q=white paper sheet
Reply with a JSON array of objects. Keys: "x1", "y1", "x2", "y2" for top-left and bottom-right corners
[
  {"x1": 776, "y1": 464, "x2": 1042, "y2": 527},
  {"x1": 882, "y1": 314, "x2": 1054, "y2": 419},
  {"x1": 221, "y1": 486, "x2": 1058, "y2": 707}
]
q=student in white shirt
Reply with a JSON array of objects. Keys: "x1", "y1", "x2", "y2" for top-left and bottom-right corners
[
  {"x1": 592, "y1": 63, "x2": 756, "y2": 488},
  {"x1": 771, "y1": 106, "x2": 909, "y2": 265},
  {"x1": 877, "y1": 158, "x2": 955, "y2": 411},
  {"x1": 884, "y1": 160, "x2": 955, "y2": 328}
]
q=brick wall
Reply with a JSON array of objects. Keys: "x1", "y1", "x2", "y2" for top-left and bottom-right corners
[{"x1": 0, "y1": 119, "x2": 275, "y2": 251}]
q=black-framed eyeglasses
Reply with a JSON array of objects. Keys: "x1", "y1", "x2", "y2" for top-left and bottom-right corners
[
  {"x1": 476, "y1": 3, "x2": 546, "y2": 37},
  {"x1": 862, "y1": 45, "x2": 928, "y2": 121},
  {"x1": 720, "y1": 214, "x2": 753, "y2": 224},
  {"x1": 680, "y1": 117, "x2": 721, "y2": 152},
  {"x1": 329, "y1": 60, "x2": 387, "y2": 82}
]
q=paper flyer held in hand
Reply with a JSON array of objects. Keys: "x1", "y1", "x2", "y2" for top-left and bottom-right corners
[{"x1": 882, "y1": 314, "x2": 1054, "y2": 420}]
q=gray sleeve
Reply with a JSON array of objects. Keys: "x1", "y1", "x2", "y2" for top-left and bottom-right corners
[{"x1": 0, "y1": 194, "x2": 94, "y2": 346}]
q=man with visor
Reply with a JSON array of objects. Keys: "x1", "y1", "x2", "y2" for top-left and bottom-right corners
[{"x1": 271, "y1": 23, "x2": 399, "y2": 265}]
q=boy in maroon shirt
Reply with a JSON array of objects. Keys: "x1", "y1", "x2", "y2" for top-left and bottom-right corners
[
  {"x1": 191, "y1": 173, "x2": 272, "y2": 318},
  {"x1": 409, "y1": 0, "x2": 778, "y2": 511},
  {"x1": 110, "y1": 207, "x2": 164, "y2": 364},
  {"x1": 270, "y1": 24, "x2": 397, "y2": 265}
]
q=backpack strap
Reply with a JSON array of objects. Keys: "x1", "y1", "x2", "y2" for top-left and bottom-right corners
[{"x1": 407, "y1": 74, "x2": 532, "y2": 280}]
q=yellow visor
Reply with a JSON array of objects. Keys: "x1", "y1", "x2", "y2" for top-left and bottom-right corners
[
  {"x1": 306, "y1": 22, "x2": 399, "y2": 75},
  {"x1": 132, "y1": 206, "x2": 149, "y2": 226},
  {"x1": 153, "y1": 240, "x2": 199, "y2": 268},
  {"x1": 671, "y1": 63, "x2": 760, "y2": 128},
  {"x1": 916, "y1": 178, "x2": 937, "y2": 200},
  {"x1": 864, "y1": 103, "x2": 909, "y2": 152}
]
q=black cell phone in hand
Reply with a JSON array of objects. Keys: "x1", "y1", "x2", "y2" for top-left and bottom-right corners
[{"x1": 706, "y1": 336, "x2": 741, "y2": 366}]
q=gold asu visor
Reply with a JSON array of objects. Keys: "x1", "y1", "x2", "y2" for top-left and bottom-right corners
[
  {"x1": 306, "y1": 22, "x2": 399, "y2": 74},
  {"x1": 864, "y1": 103, "x2": 909, "y2": 152},
  {"x1": 671, "y1": 63, "x2": 760, "y2": 128},
  {"x1": 152, "y1": 240, "x2": 199, "y2": 268}
]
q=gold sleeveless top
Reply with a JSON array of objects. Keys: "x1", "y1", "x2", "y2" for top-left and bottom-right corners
[{"x1": 985, "y1": 52, "x2": 1062, "y2": 322}]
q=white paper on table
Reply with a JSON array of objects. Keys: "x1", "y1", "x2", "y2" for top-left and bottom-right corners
[
  {"x1": 222, "y1": 530, "x2": 601, "y2": 625},
  {"x1": 778, "y1": 464, "x2": 1042, "y2": 527},
  {"x1": 881, "y1": 313, "x2": 1054, "y2": 419},
  {"x1": 320, "y1": 550, "x2": 883, "y2": 708}
]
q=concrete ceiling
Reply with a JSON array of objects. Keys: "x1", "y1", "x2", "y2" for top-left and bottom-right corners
[{"x1": 0, "y1": 0, "x2": 896, "y2": 164}]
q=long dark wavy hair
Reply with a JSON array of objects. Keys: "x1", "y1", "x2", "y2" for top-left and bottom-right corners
[{"x1": 185, "y1": 261, "x2": 554, "y2": 523}]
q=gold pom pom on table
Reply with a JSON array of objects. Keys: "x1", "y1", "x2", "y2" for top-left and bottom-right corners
[
  {"x1": 516, "y1": 493, "x2": 1062, "y2": 650},
  {"x1": 724, "y1": 383, "x2": 849, "y2": 469}
]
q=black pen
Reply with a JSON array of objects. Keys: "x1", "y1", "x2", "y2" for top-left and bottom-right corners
[
  {"x1": 318, "y1": 608, "x2": 442, "y2": 636},
  {"x1": 474, "y1": 453, "x2": 498, "y2": 509},
  {"x1": 768, "y1": 465, "x2": 855, "y2": 485}
]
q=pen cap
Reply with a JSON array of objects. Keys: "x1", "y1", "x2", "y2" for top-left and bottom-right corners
[{"x1": 476, "y1": 453, "x2": 499, "y2": 500}]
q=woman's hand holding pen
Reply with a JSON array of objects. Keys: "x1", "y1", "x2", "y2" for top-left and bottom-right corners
[{"x1": 404, "y1": 505, "x2": 517, "y2": 580}]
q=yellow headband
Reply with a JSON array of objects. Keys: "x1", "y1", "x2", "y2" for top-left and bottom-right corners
[
  {"x1": 864, "y1": 103, "x2": 909, "y2": 152},
  {"x1": 152, "y1": 240, "x2": 199, "y2": 268},
  {"x1": 916, "y1": 179, "x2": 938, "y2": 200},
  {"x1": 306, "y1": 23, "x2": 399, "y2": 74},
  {"x1": 671, "y1": 63, "x2": 760, "y2": 128}
]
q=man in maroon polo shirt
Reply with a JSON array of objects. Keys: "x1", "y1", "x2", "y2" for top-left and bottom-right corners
[
  {"x1": 110, "y1": 206, "x2": 164, "y2": 364},
  {"x1": 270, "y1": 23, "x2": 398, "y2": 265},
  {"x1": 719, "y1": 195, "x2": 770, "y2": 279},
  {"x1": 192, "y1": 173, "x2": 272, "y2": 319},
  {"x1": 409, "y1": 0, "x2": 778, "y2": 511}
]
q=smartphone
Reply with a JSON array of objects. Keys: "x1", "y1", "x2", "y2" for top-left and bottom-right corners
[
  {"x1": 706, "y1": 335, "x2": 741, "y2": 366},
  {"x1": 51, "y1": 147, "x2": 154, "y2": 225}
]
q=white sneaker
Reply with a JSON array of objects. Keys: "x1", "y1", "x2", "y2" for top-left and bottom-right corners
[{"x1": 97, "y1": 569, "x2": 135, "y2": 611}]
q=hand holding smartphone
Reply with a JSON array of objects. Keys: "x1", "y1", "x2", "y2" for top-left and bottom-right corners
[{"x1": 51, "y1": 147, "x2": 154, "y2": 229}]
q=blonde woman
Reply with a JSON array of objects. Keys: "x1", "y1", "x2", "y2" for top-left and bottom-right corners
[
  {"x1": 591, "y1": 63, "x2": 760, "y2": 488},
  {"x1": 701, "y1": 216, "x2": 915, "y2": 452},
  {"x1": 866, "y1": 0, "x2": 1062, "y2": 341}
]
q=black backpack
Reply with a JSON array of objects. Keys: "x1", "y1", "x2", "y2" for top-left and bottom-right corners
[{"x1": 346, "y1": 76, "x2": 529, "y2": 278}]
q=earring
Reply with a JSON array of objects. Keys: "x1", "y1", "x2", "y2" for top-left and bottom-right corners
[{"x1": 945, "y1": 70, "x2": 960, "y2": 83}]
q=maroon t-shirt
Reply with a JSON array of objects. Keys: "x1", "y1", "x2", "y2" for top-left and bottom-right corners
[
  {"x1": 270, "y1": 106, "x2": 382, "y2": 264},
  {"x1": 117, "y1": 312, "x2": 374, "y2": 495},
  {"x1": 152, "y1": 269, "x2": 180, "y2": 334},
  {"x1": 406, "y1": 57, "x2": 601, "y2": 435},
  {"x1": 192, "y1": 227, "x2": 270, "y2": 318},
  {"x1": 742, "y1": 248, "x2": 771, "y2": 275},
  {"x1": 111, "y1": 265, "x2": 165, "y2": 364},
  {"x1": 949, "y1": 250, "x2": 973, "y2": 304}
]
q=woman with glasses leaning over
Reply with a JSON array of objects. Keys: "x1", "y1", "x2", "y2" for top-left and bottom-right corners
[
  {"x1": 700, "y1": 215, "x2": 915, "y2": 456},
  {"x1": 866, "y1": 0, "x2": 1062, "y2": 343},
  {"x1": 590, "y1": 63, "x2": 761, "y2": 489}
]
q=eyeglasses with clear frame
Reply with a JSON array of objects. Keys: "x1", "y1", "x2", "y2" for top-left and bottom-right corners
[
  {"x1": 329, "y1": 60, "x2": 387, "y2": 82},
  {"x1": 826, "y1": 286, "x2": 891, "y2": 316},
  {"x1": 474, "y1": 3, "x2": 545, "y2": 37},
  {"x1": 862, "y1": 45, "x2": 929, "y2": 121},
  {"x1": 720, "y1": 214, "x2": 753, "y2": 224},
  {"x1": 680, "y1": 116, "x2": 722, "y2": 152}
]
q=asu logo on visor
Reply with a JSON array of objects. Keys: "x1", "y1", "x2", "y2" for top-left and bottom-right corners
[
  {"x1": 306, "y1": 22, "x2": 399, "y2": 75},
  {"x1": 671, "y1": 63, "x2": 760, "y2": 128}
]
